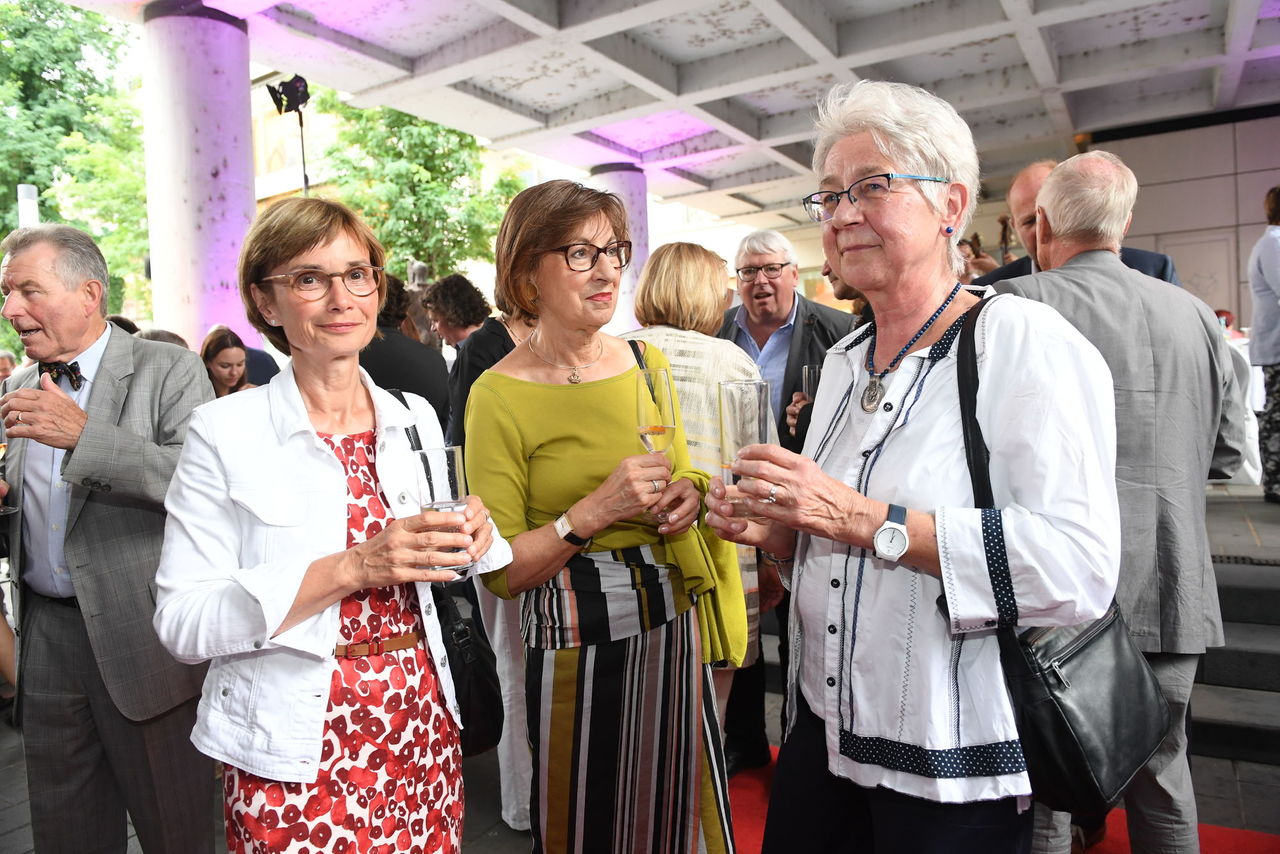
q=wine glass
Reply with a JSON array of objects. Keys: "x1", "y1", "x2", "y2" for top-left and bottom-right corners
[
  {"x1": 802, "y1": 364, "x2": 823, "y2": 403},
  {"x1": 718, "y1": 379, "x2": 771, "y2": 516},
  {"x1": 636, "y1": 368, "x2": 676, "y2": 522},
  {"x1": 413, "y1": 446, "x2": 471, "y2": 571},
  {"x1": 0, "y1": 444, "x2": 16, "y2": 516}
]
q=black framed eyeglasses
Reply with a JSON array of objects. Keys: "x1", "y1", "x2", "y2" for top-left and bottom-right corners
[
  {"x1": 801, "y1": 173, "x2": 948, "y2": 223},
  {"x1": 736, "y1": 262, "x2": 794, "y2": 281},
  {"x1": 544, "y1": 241, "x2": 632, "y2": 272},
  {"x1": 259, "y1": 265, "x2": 383, "y2": 301}
]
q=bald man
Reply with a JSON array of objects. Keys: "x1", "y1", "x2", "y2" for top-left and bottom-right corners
[{"x1": 972, "y1": 159, "x2": 1181, "y2": 287}]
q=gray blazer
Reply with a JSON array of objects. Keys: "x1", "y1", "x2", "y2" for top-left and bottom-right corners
[
  {"x1": 717, "y1": 293, "x2": 854, "y2": 450},
  {"x1": 998, "y1": 251, "x2": 1246, "y2": 653},
  {"x1": 3, "y1": 326, "x2": 214, "y2": 720}
]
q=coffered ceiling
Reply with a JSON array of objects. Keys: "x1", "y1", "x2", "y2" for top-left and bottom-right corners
[{"x1": 74, "y1": 0, "x2": 1280, "y2": 231}]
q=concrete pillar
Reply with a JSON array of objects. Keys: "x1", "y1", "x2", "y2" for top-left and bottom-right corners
[
  {"x1": 142, "y1": 0, "x2": 256, "y2": 350},
  {"x1": 589, "y1": 163, "x2": 648, "y2": 334}
]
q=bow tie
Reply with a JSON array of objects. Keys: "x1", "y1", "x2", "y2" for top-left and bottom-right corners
[{"x1": 40, "y1": 361, "x2": 84, "y2": 391}]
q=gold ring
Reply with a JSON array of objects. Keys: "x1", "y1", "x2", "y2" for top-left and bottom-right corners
[{"x1": 15, "y1": 412, "x2": 22, "y2": 424}]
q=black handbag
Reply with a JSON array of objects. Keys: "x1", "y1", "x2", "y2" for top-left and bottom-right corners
[
  {"x1": 956, "y1": 298, "x2": 1171, "y2": 815},
  {"x1": 388, "y1": 389, "x2": 504, "y2": 757}
]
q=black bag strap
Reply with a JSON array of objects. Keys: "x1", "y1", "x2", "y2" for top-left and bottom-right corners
[
  {"x1": 386, "y1": 388, "x2": 423, "y2": 452},
  {"x1": 387, "y1": 387, "x2": 471, "y2": 634},
  {"x1": 956, "y1": 298, "x2": 1019, "y2": 630}
]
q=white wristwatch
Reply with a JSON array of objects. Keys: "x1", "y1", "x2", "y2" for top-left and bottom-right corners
[
  {"x1": 554, "y1": 512, "x2": 591, "y2": 550},
  {"x1": 873, "y1": 504, "x2": 909, "y2": 561}
]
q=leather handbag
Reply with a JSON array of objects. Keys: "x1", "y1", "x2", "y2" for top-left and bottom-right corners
[
  {"x1": 388, "y1": 389, "x2": 503, "y2": 757},
  {"x1": 956, "y1": 298, "x2": 1171, "y2": 815}
]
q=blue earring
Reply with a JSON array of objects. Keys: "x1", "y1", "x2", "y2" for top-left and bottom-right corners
[{"x1": 945, "y1": 226, "x2": 954, "y2": 235}]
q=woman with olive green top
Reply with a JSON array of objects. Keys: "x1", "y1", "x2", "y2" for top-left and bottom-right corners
[{"x1": 465, "y1": 179, "x2": 738, "y2": 853}]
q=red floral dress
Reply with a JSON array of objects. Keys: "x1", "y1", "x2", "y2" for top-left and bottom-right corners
[{"x1": 224, "y1": 431, "x2": 464, "y2": 854}]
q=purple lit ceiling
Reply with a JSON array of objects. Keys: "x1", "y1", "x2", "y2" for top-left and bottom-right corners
[{"x1": 67, "y1": 0, "x2": 1280, "y2": 231}]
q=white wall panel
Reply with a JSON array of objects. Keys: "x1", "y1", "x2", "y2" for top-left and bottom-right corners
[
  {"x1": 1097, "y1": 124, "x2": 1236, "y2": 186},
  {"x1": 1235, "y1": 116, "x2": 1280, "y2": 173},
  {"x1": 1237, "y1": 169, "x2": 1280, "y2": 224},
  {"x1": 1129, "y1": 176, "x2": 1236, "y2": 237}
]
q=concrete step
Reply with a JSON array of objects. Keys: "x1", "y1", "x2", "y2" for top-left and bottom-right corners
[
  {"x1": 1200, "y1": 622, "x2": 1280, "y2": 692},
  {"x1": 1190, "y1": 683, "x2": 1280, "y2": 765},
  {"x1": 1214, "y1": 562, "x2": 1280, "y2": 626}
]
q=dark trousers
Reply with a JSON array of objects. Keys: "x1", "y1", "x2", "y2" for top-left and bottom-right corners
[
  {"x1": 22, "y1": 592, "x2": 214, "y2": 854},
  {"x1": 724, "y1": 592, "x2": 790, "y2": 754},
  {"x1": 762, "y1": 695, "x2": 1033, "y2": 854},
  {"x1": 1261, "y1": 364, "x2": 1280, "y2": 497}
]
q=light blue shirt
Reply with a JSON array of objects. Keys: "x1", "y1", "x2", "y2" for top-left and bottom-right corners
[
  {"x1": 22, "y1": 323, "x2": 113, "y2": 598},
  {"x1": 1249, "y1": 225, "x2": 1280, "y2": 366},
  {"x1": 730, "y1": 296, "x2": 798, "y2": 420}
]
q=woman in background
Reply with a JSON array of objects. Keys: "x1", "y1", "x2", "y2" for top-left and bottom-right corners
[
  {"x1": 200, "y1": 325, "x2": 253, "y2": 397},
  {"x1": 621, "y1": 242, "x2": 781, "y2": 723}
]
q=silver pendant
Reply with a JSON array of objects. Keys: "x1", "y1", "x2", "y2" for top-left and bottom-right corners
[
  {"x1": 861, "y1": 376, "x2": 885, "y2": 412},
  {"x1": 568, "y1": 368, "x2": 582, "y2": 384}
]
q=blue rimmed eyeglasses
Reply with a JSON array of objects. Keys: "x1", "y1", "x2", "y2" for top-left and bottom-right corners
[{"x1": 801, "y1": 173, "x2": 948, "y2": 223}]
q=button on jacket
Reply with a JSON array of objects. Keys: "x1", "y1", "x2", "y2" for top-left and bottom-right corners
[{"x1": 154, "y1": 364, "x2": 513, "y2": 783}]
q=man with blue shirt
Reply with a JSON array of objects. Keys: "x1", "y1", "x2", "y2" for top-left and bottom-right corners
[{"x1": 716, "y1": 229, "x2": 852, "y2": 776}]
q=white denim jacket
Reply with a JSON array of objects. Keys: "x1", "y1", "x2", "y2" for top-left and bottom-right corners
[{"x1": 154, "y1": 364, "x2": 512, "y2": 783}]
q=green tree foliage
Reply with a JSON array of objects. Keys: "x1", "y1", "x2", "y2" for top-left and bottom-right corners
[
  {"x1": 315, "y1": 89, "x2": 522, "y2": 280},
  {"x1": 0, "y1": 0, "x2": 122, "y2": 229},
  {"x1": 0, "y1": 0, "x2": 138, "y2": 356},
  {"x1": 49, "y1": 87, "x2": 149, "y2": 316}
]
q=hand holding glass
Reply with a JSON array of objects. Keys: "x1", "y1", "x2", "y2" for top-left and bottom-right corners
[
  {"x1": 414, "y1": 446, "x2": 472, "y2": 571},
  {"x1": 718, "y1": 380, "x2": 771, "y2": 516},
  {"x1": 636, "y1": 368, "x2": 676, "y2": 521}
]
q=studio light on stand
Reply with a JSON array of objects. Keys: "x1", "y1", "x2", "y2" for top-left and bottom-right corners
[{"x1": 267, "y1": 75, "x2": 311, "y2": 195}]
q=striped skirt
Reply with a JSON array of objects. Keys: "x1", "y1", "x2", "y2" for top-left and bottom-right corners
[{"x1": 525, "y1": 605, "x2": 736, "y2": 854}]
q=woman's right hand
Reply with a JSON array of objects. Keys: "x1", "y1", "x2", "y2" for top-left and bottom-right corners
[
  {"x1": 342, "y1": 508, "x2": 476, "y2": 591},
  {"x1": 577, "y1": 453, "x2": 673, "y2": 533},
  {"x1": 704, "y1": 474, "x2": 796, "y2": 556}
]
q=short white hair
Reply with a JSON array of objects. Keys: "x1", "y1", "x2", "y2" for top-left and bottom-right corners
[
  {"x1": 1037, "y1": 151, "x2": 1136, "y2": 248},
  {"x1": 812, "y1": 80, "x2": 979, "y2": 276},
  {"x1": 735, "y1": 229, "x2": 797, "y2": 269}
]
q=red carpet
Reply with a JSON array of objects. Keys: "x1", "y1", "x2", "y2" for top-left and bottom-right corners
[{"x1": 727, "y1": 748, "x2": 1280, "y2": 854}]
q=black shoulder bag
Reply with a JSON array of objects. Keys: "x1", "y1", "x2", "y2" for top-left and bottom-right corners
[
  {"x1": 956, "y1": 298, "x2": 1170, "y2": 815},
  {"x1": 387, "y1": 389, "x2": 503, "y2": 757}
]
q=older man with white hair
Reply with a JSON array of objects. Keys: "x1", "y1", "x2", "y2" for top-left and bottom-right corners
[{"x1": 997, "y1": 150, "x2": 1246, "y2": 854}]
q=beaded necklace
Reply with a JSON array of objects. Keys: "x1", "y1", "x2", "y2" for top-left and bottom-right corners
[{"x1": 861, "y1": 281, "x2": 962, "y2": 412}]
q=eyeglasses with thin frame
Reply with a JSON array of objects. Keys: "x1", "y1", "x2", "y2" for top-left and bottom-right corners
[
  {"x1": 801, "y1": 173, "x2": 948, "y2": 223},
  {"x1": 736, "y1": 262, "x2": 794, "y2": 282},
  {"x1": 544, "y1": 241, "x2": 632, "y2": 272},
  {"x1": 258, "y1": 265, "x2": 383, "y2": 301}
]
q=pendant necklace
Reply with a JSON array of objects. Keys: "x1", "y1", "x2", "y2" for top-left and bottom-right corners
[
  {"x1": 528, "y1": 333, "x2": 604, "y2": 384},
  {"x1": 862, "y1": 282, "x2": 963, "y2": 413}
]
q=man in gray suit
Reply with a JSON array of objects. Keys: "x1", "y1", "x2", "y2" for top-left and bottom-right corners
[
  {"x1": 997, "y1": 152, "x2": 1245, "y2": 854},
  {"x1": 0, "y1": 224, "x2": 214, "y2": 853}
]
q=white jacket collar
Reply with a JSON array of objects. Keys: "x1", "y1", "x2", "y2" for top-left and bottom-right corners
[{"x1": 265, "y1": 361, "x2": 419, "y2": 442}]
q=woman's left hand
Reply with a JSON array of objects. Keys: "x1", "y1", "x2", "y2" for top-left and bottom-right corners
[
  {"x1": 730, "y1": 443, "x2": 870, "y2": 545},
  {"x1": 457, "y1": 494, "x2": 495, "y2": 564},
  {"x1": 655, "y1": 476, "x2": 700, "y2": 536}
]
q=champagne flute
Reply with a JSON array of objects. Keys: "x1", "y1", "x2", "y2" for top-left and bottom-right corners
[
  {"x1": 802, "y1": 364, "x2": 823, "y2": 403},
  {"x1": 636, "y1": 368, "x2": 676, "y2": 522},
  {"x1": 0, "y1": 444, "x2": 16, "y2": 516},
  {"x1": 718, "y1": 379, "x2": 771, "y2": 517},
  {"x1": 414, "y1": 446, "x2": 472, "y2": 572}
]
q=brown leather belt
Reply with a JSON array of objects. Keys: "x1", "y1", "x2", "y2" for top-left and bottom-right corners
[{"x1": 334, "y1": 631, "x2": 421, "y2": 658}]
